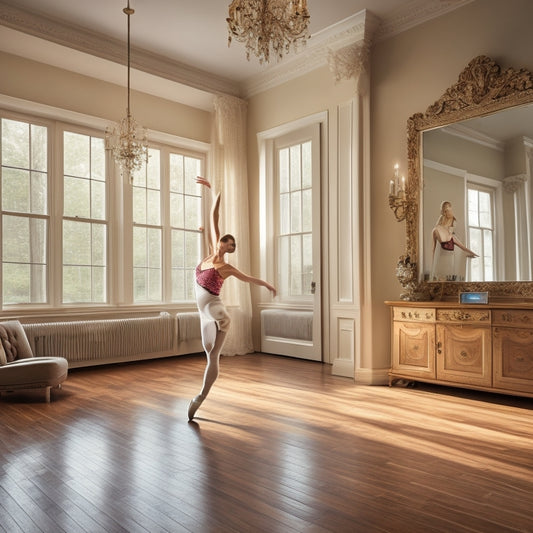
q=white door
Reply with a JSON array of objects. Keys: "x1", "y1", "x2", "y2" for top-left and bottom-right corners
[{"x1": 261, "y1": 123, "x2": 322, "y2": 361}]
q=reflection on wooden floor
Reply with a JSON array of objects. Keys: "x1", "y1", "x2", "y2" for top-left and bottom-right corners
[{"x1": 1, "y1": 353, "x2": 532, "y2": 532}]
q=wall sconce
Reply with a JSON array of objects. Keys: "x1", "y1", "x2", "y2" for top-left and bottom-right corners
[{"x1": 388, "y1": 164, "x2": 407, "y2": 222}]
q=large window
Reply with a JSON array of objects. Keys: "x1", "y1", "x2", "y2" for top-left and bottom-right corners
[
  {"x1": 133, "y1": 148, "x2": 162, "y2": 303},
  {"x1": 0, "y1": 111, "x2": 206, "y2": 309},
  {"x1": 467, "y1": 185, "x2": 494, "y2": 281},
  {"x1": 63, "y1": 130, "x2": 107, "y2": 303},
  {"x1": 1, "y1": 117, "x2": 48, "y2": 305},
  {"x1": 169, "y1": 152, "x2": 202, "y2": 302},
  {"x1": 132, "y1": 149, "x2": 203, "y2": 304}
]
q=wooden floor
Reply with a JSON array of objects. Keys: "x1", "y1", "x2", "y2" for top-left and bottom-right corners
[{"x1": 0, "y1": 354, "x2": 532, "y2": 533}]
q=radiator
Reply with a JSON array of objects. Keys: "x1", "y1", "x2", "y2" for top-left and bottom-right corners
[
  {"x1": 176, "y1": 312, "x2": 201, "y2": 341},
  {"x1": 23, "y1": 313, "x2": 176, "y2": 366},
  {"x1": 261, "y1": 309, "x2": 313, "y2": 341}
]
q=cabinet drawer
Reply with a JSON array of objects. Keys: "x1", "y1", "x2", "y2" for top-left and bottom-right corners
[
  {"x1": 436, "y1": 324, "x2": 492, "y2": 387},
  {"x1": 392, "y1": 321, "x2": 435, "y2": 379},
  {"x1": 436, "y1": 309, "x2": 490, "y2": 324},
  {"x1": 492, "y1": 309, "x2": 533, "y2": 328},
  {"x1": 493, "y1": 326, "x2": 533, "y2": 393},
  {"x1": 393, "y1": 307, "x2": 435, "y2": 323}
]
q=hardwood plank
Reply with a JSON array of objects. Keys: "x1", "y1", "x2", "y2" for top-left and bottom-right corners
[{"x1": 1, "y1": 353, "x2": 532, "y2": 532}]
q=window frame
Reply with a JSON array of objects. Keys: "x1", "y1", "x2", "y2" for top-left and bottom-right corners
[
  {"x1": 466, "y1": 175, "x2": 504, "y2": 282},
  {"x1": 0, "y1": 101, "x2": 209, "y2": 315}
]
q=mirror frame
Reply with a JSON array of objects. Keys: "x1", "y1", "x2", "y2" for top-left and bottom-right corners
[{"x1": 404, "y1": 55, "x2": 533, "y2": 300}]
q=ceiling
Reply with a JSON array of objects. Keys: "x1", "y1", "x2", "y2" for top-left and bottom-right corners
[{"x1": 0, "y1": 0, "x2": 472, "y2": 109}]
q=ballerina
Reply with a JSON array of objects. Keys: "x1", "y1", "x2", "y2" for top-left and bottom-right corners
[
  {"x1": 188, "y1": 176, "x2": 276, "y2": 421},
  {"x1": 431, "y1": 201, "x2": 478, "y2": 281}
]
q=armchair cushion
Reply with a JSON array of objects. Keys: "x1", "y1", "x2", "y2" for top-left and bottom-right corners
[
  {"x1": 0, "y1": 320, "x2": 34, "y2": 362},
  {"x1": 1, "y1": 357, "x2": 68, "y2": 388},
  {"x1": 0, "y1": 343, "x2": 6, "y2": 365}
]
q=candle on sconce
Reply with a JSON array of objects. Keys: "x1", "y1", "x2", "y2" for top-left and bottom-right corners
[
  {"x1": 389, "y1": 179, "x2": 394, "y2": 195},
  {"x1": 394, "y1": 164, "x2": 400, "y2": 194}
]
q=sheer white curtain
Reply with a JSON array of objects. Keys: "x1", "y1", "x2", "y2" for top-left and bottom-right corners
[{"x1": 210, "y1": 95, "x2": 254, "y2": 355}]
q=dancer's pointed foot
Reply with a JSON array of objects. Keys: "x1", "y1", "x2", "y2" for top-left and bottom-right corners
[{"x1": 188, "y1": 394, "x2": 205, "y2": 421}]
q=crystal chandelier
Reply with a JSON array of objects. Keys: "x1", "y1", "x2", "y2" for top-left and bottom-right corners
[
  {"x1": 227, "y1": 0, "x2": 310, "y2": 64},
  {"x1": 106, "y1": 1, "x2": 148, "y2": 182}
]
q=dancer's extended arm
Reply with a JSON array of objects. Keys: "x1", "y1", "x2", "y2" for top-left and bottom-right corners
[{"x1": 196, "y1": 176, "x2": 220, "y2": 253}]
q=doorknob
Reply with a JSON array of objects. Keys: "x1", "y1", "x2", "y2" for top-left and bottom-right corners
[{"x1": 311, "y1": 281, "x2": 316, "y2": 294}]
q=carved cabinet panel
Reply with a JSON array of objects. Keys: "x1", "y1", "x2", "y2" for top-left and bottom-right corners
[
  {"x1": 392, "y1": 321, "x2": 435, "y2": 379},
  {"x1": 493, "y1": 327, "x2": 533, "y2": 394},
  {"x1": 387, "y1": 301, "x2": 533, "y2": 398},
  {"x1": 436, "y1": 324, "x2": 492, "y2": 387}
]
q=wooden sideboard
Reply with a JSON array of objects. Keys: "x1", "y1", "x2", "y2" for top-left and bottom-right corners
[{"x1": 386, "y1": 301, "x2": 533, "y2": 398}]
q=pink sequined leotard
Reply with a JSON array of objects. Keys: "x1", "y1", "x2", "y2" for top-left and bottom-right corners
[{"x1": 196, "y1": 264, "x2": 225, "y2": 296}]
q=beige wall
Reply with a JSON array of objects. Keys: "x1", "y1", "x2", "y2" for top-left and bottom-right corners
[
  {"x1": 370, "y1": 0, "x2": 533, "y2": 370},
  {"x1": 247, "y1": 0, "x2": 533, "y2": 373},
  {"x1": 2, "y1": 0, "x2": 533, "y2": 374},
  {"x1": 0, "y1": 50, "x2": 211, "y2": 142},
  {"x1": 246, "y1": 65, "x2": 357, "y2": 349}
]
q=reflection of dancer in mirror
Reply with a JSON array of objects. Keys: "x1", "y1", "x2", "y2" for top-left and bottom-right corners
[
  {"x1": 188, "y1": 176, "x2": 277, "y2": 421},
  {"x1": 431, "y1": 200, "x2": 478, "y2": 281}
]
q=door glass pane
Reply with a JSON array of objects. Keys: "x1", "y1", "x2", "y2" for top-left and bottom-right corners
[
  {"x1": 277, "y1": 138, "x2": 313, "y2": 299},
  {"x1": 290, "y1": 191, "x2": 301, "y2": 234},
  {"x1": 302, "y1": 141, "x2": 312, "y2": 188},
  {"x1": 290, "y1": 234, "x2": 302, "y2": 295},
  {"x1": 290, "y1": 145, "x2": 301, "y2": 190},
  {"x1": 467, "y1": 185, "x2": 494, "y2": 282}
]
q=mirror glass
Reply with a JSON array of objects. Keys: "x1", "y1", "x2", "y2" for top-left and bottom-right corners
[{"x1": 421, "y1": 104, "x2": 533, "y2": 283}]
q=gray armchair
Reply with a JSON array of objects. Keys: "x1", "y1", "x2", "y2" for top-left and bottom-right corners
[{"x1": 0, "y1": 320, "x2": 68, "y2": 402}]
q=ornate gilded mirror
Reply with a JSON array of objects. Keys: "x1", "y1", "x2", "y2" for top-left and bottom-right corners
[{"x1": 401, "y1": 55, "x2": 533, "y2": 300}]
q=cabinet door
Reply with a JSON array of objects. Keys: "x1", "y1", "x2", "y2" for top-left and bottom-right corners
[
  {"x1": 493, "y1": 327, "x2": 533, "y2": 394},
  {"x1": 436, "y1": 324, "x2": 492, "y2": 386},
  {"x1": 393, "y1": 321, "x2": 435, "y2": 379}
]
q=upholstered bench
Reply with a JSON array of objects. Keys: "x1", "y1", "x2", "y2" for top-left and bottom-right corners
[{"x1": 0, "y1": 320, "x2": 68, "y2": 402}]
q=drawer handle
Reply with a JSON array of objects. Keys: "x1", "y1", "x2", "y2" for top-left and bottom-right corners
[
  {"x1": 437, "y1": 341, "x2": 442, "y2": 354},
  {"x1": 460, "y1": 350, "x2": 468, "y2": 358}
]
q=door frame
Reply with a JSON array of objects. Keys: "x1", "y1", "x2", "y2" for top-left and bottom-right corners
[{"x1": 257, "y1": 112, "x2": 328, "y2": 361}]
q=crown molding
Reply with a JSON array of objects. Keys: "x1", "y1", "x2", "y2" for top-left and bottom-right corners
[
  {"x1": 0, "y1": 0, "x2": 474, "y2": 103},
  {"x1": 242, "y1": 9, "x2": 381, "y2": 98},
  {"x1": 0, "y1": 1, "x2": 240, "y2": 98},
  {"x1": 375, "y1": 0, "x2": 475, "y2": 41},
  {"x1": 442, "y1": 123, "x2": 504, "y2": 151},
  {"x1": 242, "y1": 0, "x2": 472, "y2": 97}
]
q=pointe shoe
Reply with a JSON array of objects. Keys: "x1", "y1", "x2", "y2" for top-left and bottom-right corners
[{"x1": 188, "y1": 395, "x2": 205, "y2": 421}]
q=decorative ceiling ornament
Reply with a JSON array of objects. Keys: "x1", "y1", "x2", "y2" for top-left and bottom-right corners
[
  {"x1": 503, "y1": 174, "x2": 528, "y2": 193},
  {"x1": 227, "y1": 0, "x2": 310, "y2": 64},
  {"x1": 327, "y1": 40, "x2": 371, "y2": 89},
  {"x1": 105, "y1": 0, "x2": 148, "y2": 183}
]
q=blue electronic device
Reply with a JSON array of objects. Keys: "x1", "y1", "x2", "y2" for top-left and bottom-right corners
[{"x1": 459, "y1": 292, "x2": 488, "y2": 304}]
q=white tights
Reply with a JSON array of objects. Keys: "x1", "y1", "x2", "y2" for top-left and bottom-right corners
[{"x1": 195, "y1": 284, "x2": 231, "y2": 399}]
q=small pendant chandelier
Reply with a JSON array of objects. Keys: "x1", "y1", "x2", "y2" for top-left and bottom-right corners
[
  {"x1": 106, "y1": 0, "x2": 148, "y2": 182},
  {"x1": 227, "y1": 0, "x2": 310, "y2": 64}
]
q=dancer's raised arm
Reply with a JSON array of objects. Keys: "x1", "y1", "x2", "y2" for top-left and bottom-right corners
[{"x1": 196, "y1": 176, "x2": 220, "y2": 253}]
